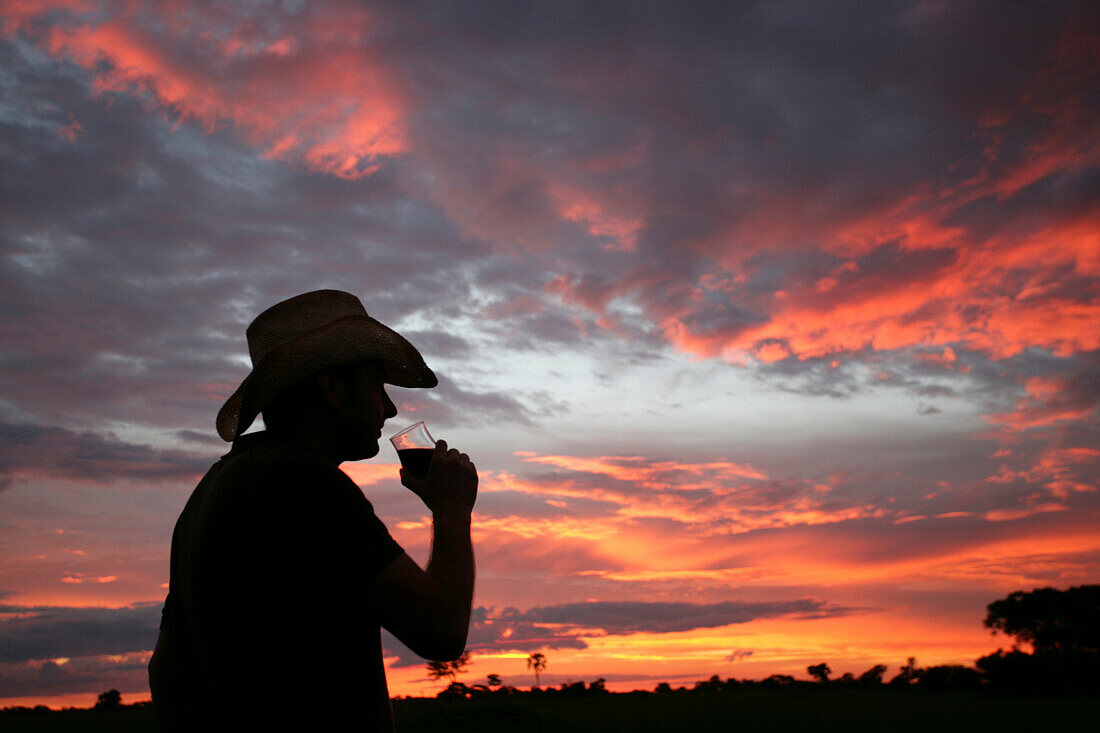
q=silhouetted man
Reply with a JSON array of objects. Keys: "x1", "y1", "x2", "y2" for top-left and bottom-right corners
[{"x1": 148, "y1": 290, "x2": 477, "y2": 731}]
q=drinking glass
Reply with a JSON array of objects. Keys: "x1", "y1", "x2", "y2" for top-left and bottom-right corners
[{"x1": 389, "y1": 421, "x2": 436, "y2": 479}]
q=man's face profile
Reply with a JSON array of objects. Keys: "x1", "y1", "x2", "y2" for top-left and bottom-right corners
[{"x1": 324, "y1": 362, "x2": 398, "y2": 462}]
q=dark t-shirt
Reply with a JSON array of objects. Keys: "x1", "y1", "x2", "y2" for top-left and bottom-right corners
[{"x1": 159, "y1": 431, "x2": 404, "y2": 731}]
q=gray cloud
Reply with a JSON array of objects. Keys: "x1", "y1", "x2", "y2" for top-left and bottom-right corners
[
  {"x1": 0, "y1": 603, "x2": 160, "y2": 664},
  {"x1": 509, "y1": 598, "x2": 864, "y2": 635},
  {"x1": 0, "y1": 1, "x2": 1094, "y2": 438},
  {"x1": 0, "y1": 422, "x2": 210, "y2": 490},
  {"x1": 385, "y1": 597, "x2": 863, "y2": 667},
  {"x1": 0, "y1": 656, "x2": 151, "y2": 699},
  {"x1": 389, "y1": 372, "x2": 566, "y2": 430}
]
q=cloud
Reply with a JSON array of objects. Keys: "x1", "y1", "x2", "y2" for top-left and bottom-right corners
[
  {"x1": 0, "y1": 422, "x2": 210, "y2": 490},
  {"x1": 406, "y1": 1, "x2": 1099, "y2": 369},
  {"x1": 397, "y1": 373, "x2": 556, "y2": 428},
  {"x1": 0, "y1": 603, "x2": 160, "y2": 664},
  {"x1": 986, "y1": 353, "x2": 1100, "y2": 431},
  {"x1": 985, "y1": 444, "x2": 1099, "y2": 500},
  {"x1": 2, "y1": 1, "x2": 1095, "y2": 440},
  {"x1": 10, "y1": 1, "x2": 409, "y2": 179},
  {"x1": 385, "y1": 597, "x2": 861, "y2": 667},
  {"x1": 509, "y1": 598, "x2": 863, "y2": 635},
  {"x1": 0, "y1": 422, "x2": 209, "y2": 490},
  {"x1": 0, "y1": 653, "x2": 151, "y2": 699},
  {"x1": 485, "y1": 454, "x2": 886, "y2": 533}
]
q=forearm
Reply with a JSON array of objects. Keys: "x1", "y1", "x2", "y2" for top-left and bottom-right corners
[
  {"x1": 425, "y1": 509, "x2": 474, "y2": 642},
  {"x1": 382, "y1": 438, "x2": 478, "y2": 659}
]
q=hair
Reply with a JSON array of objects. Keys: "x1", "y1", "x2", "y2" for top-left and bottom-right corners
[{"x1": 260, "y1": 362, "x2": 365, "y2": 433}]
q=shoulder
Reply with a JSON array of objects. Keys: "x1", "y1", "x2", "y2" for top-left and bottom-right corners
[
  {"x1": 230, "y1": 433, "x2": 348, "y2": 485},
  {"x1": 265, "y1": 449, "x2": 364, "y2": 503}
]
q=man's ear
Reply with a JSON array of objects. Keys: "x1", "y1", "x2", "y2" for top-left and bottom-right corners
[{"x1": 316, "y1": 370, "x2": 345, "y2": 409}]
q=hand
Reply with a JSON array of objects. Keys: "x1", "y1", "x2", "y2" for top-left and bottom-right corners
[{"x1": 400, "y1": 439, "x2": 477, "y2": 516}]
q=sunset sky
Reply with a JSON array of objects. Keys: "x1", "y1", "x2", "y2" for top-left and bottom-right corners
[{"x1": 1, "y1": 0, "x2": 1098, "y2": 708}]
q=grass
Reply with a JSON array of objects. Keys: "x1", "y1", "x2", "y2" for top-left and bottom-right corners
[{"x1": 2, "y1": 689, "x2": 1097, "y2": 732}]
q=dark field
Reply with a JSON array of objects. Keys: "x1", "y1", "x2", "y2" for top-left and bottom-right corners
[{"x1": 2, "y1": 690, "x2": 1098, "y2": 732}]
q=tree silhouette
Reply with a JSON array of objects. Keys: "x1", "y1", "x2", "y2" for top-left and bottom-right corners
[
  {"x1": 918, "y1": 664, "x2": 982, "y2": 691},
  {"x1": 94, "y1": 689, "x2": 122, "y2": 711},
  {"x1": 486, "y1": 673, "x2": 502, "y2": 688},
  {"x1": 888, "y1": 657, "x2": 920, "y2": 688},
  {"x1": 984, "y1": 585, "x2": 1100, "y2": 654},
  {"x1": 857, "y1": 664, "x2": 888, "y2": 687},
  {"x1": 807, "y1": 663, "x2": 831, "y2": 684},
  {"x1": 426, "y1": 651, "x2": 471, "y2": 686},
  {"x1": 526, "y1": 652, "x2": 547, "y2": 687},
  {"x1": 977, "y1": 585, "x2": 1100, "y2": 693}
]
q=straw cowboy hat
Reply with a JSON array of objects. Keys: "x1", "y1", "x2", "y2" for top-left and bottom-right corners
[{"x1": 216, "y1": 289, "x2": 437, "y2": 441}]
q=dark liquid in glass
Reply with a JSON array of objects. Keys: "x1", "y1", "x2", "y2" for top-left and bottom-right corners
[{"x1": 397, "y1": 448, "x2": 433, "y2": 479}]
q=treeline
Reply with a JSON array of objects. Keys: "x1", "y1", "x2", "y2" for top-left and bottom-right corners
[{"x1": 425, "y1": 655, "x2": 1026, "y2": 701}]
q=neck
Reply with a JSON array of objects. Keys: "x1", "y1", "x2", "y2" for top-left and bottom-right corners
[{"x1": 268, "y1": 415, "x2": 344, "y2": 464}]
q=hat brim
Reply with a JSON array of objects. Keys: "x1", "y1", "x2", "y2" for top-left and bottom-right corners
[{"x1": 215, "y1": 314, "x2": 436, "y2": 441}]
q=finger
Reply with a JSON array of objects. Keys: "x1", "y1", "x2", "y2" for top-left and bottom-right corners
[{"x1": 399, "y1": 467, "x2": 425, "y2": 490}]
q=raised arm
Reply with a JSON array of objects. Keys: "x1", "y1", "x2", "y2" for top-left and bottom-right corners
[{"x1": 373, "y1": 440, "x2": 477, "y2": 661}]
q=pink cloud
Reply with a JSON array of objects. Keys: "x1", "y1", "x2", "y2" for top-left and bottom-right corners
[
  {"x1": 18, "y1": 1, "x2": 408, "y2": 178},
  {"x1": 988, "y1": 372, "x2": 1099, "y2": 431}
]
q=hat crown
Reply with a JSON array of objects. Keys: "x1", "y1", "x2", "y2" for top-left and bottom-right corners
[{"x1": 245, "y1": 290, "x2": 367, "y2": 365}]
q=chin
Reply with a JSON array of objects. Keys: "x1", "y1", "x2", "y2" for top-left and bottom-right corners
[
  {"x1": 340, "y1": 439, "x2": 380, "y2": 463},
  {"x1": 358, "y1": 441, "x2": 381, "y2": 461}
]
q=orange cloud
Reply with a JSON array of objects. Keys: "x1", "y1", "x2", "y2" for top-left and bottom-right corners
[
  {"x1": 17, "y1": 2, "x2": 408, "y2": 178},
  {"x1": 483, "y1": 455, "x2": 882, "y2": 537},
  {"x1": 667, "y1": 213, "x2": 1100, "y2": 364},
  {"x1": 985, "y1": 445, "x2": 1099, "y2": 499},
  {"x1": 550, "y1": 182, "x2": 643, "y2": 252},
  {"x1": 537, "y1": 22, "x2": 1098, "y2": 370},
  {"x1": 988, "y1": 372, "x2": 1099, "y2": 431},
  {"x1": 521, "y1": 454, "x2": 767, "y2": 485}
]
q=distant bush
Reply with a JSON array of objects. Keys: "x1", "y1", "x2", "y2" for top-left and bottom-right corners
[
  {"x1": 761, "y1": 674, "x2": 795, "y2": 687},
  {"x1": 918, "y1": 665, "x2": 982, "y2": 691},
  {"x1": 93, "y1": 689, "x2": 121, "y2": 711},
  {"x1": 857, "y1": 664, "x2": 888, "y2": 687}
]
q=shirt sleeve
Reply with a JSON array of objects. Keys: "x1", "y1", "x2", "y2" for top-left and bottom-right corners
[
  {"x1": 335, "y1": 474, "x2": 405, "y2": 580},
  {"x1": 259, "y1": 454, "x2": 404, "y2": 602}
]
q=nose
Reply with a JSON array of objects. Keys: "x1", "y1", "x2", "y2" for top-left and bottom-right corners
[{"x1": 382, "y1": 389, "x2": 397, "y2": 420}]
